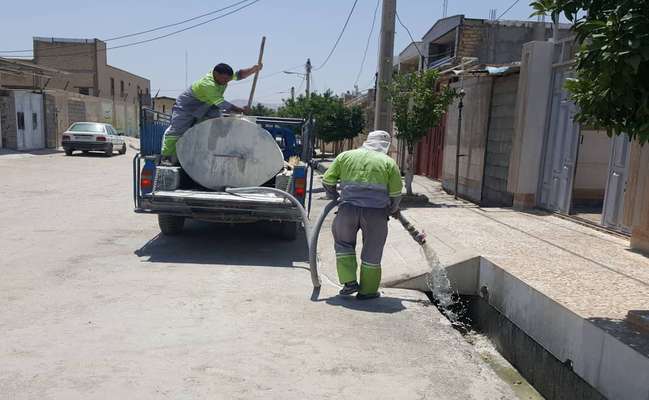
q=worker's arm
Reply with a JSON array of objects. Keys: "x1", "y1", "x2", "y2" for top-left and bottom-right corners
[
  {"x1": 322, "y1": 157, "x2": 342, "y2": 200},
  {"x1": 236, "y1": 64, "x2": 263, "y2": 80},
  {"x1": 388, "y1": 161, "x2": 403, "y2": 215}
]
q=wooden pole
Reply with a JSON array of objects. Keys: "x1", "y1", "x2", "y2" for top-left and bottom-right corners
[{"x1": 247, "y1": 36, "x2": 266, "y2": 109}]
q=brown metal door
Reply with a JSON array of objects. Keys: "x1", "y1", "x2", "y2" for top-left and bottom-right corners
[{"x1": 415, "y1": 115, "x2": 446, "y2": 179}]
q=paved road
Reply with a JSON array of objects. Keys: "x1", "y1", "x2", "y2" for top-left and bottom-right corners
[{"x1": 0, "y1": 149, "x2": 516, "y2": 399}]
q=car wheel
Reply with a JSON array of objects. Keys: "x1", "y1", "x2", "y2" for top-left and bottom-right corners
[
  {"x1": 104, "y1": 144, "x2": 113, "y2": 157},
  {"x1": 82, "y1": 150, "x2": 90, "y2": 154},
  {"x1": 65, "y1": 149, "x2": 73, "y2": 156},
  {"x1": 158, "y1": 215, "x2": 185, "y2": 236},
  {"x1": 278, "y1": 221, "x2": 298, "y2": 241},
  {"x1": 119, "y1": 143, "x2": 127, "y2": 155}
]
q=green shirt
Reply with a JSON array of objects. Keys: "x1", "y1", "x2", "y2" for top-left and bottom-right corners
[
  {"x1": 190, "y1": 71, "x2": 237, "y2": 106},
  {"x1": 323, "y1": 148, "x2": 403, "y2": 198}
]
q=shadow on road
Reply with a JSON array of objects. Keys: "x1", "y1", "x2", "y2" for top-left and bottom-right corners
[
  {"x1": 135, "y1": 220, "x2": 309, "y2": 268},
  {"x1": 322, "y1": 294, "x2": 409, "y2": 314}
]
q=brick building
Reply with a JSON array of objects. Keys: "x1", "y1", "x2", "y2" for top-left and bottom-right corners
[{"x1": 4, "y1": 37, "x2": 150, "y2": 106}]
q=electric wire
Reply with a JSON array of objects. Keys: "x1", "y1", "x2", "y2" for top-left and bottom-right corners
[
  {"x1": 497, "y1": 0, "x2": 522, "y2": 20},
  {"x1": 0, "y1": 0, "x2": 261, "y2": 58},
  {"x1": 395, "y1": 11, "x2": 424, "y2": 58},
  {"x1": 313, "y1": 0, "x2": 359, "y2": 71},
  {"x1": 353, "y1": 0, "x2": 380, "y2": 87}
]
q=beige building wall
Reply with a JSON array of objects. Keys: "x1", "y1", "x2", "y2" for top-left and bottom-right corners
[
  {"x1": 100, "y1": 65, "x2": 149, "y2": 105},
  {"x1": 20, "y1": 38, "x2": 150, "y2": 103},
  {"x1": 153, "y1": 97, "x2": 176, "y2": 114}
]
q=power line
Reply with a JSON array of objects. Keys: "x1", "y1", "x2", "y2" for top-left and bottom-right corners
[
  {"x1": 314, "y1": 0, "x2": 359, "y2": 71},
  {"x1": 0, "y1": 0, "x2": 261, "y2": 59},
  {"x1": 105, "y1": 0, "x2": 252, "y2": 41},
  {"x1": 0, "y1": 0, "x2": 253, "y2": 54},
  {"x1": 354, "y1": 0, "x2": 380, "y2": 87},
  {"x1": 497, "y1": 0, "x2": 522, "y2": 20},
  {"x1": 395, "y1": 11, "x2": 424, "y2": 58}
]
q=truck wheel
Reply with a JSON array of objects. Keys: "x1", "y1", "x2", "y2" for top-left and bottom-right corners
[
  {"x1": 158, "y1": 215, "x2": 185, "y2": 236},
  {"x1": 279, "y1": 221, "x2": 298, "y2": 241},
  {"x1": 119, "y1": 143, "x2": 127, "y2": 154},
  {"x1": 104, "y1": 144, "x2": 113, "y2": 157},
  {"x1": 64, "y1": 149, "x2": 73, "y2": 156}
]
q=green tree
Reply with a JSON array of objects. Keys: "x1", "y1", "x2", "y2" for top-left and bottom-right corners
[
  {"x1": 531, "y1": 0, "x2": 649, "y2": 143},
  {"x1": 277, "y1": 91, "x2": 364, "y2": 152},
  {"x1": 249, "y1": 102, "x2": 276, "y2": 117},
  {"x1": 385, "y1": 69, "x2": 456, "y2": 195}
]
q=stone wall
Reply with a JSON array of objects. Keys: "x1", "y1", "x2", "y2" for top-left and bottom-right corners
[
  {"x1": 442, "y1": 76, "x2": 492, "y2": 202},
  {"x1": 481, "y1": 73, "x2": 518, "y2": 207}
]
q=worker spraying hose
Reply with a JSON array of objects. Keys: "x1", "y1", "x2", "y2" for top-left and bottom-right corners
[{"x1": 321, "y1": 131, "x2": 403, "y2": 300}]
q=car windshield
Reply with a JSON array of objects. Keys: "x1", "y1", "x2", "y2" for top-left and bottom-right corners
[{"x1": 69, "y1": 123, "x2": 105, "y2": 133}]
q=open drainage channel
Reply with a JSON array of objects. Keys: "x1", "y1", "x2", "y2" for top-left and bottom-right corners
[
  {"x1": 424, "y1": 290, "x2": 606, "y2": 400},
  {"x1": 417, "y1": 244, "x2": 606, "y2": 400}
]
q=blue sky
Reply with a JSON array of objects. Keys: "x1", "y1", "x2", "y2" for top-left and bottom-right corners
[{"x1": 0, "y1": 0, "x2": 542, "y2": 104}]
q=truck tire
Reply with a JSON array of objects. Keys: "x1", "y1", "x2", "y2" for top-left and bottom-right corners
[
  {"x1": 119, "y1": 143, "x2": 127, "y2": 154},
  {"x1": 104, "y1": 144, "x2": 113, "y2": 157},
  {"x1": 64, "y1": 149, "x2": 73, "y2": 156},
  {"x1": 279, "y1": 221, "x2": 298, "y2": 241},
  {"x1": 158, "y1": 215, "x2": 185, "y2": 236}
]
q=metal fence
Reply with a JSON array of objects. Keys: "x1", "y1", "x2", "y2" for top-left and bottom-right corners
[{"x1": 139, "y1": 108, "x2": 171, "y2": 156}]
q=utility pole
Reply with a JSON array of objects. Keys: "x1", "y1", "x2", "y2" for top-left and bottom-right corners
[
  {"x1": 373, "y1": 0, "x2": 396, "y2": 133},
  {"x1": 290, "y1": 86, "x2": 295, "y2": 101},
  {"x1": 305, "y1": 58, "x2": 312, "y2": 99}
]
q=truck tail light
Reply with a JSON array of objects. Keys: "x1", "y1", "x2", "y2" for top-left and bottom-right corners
[
  {"x1": 96, "y1": 136, "x2": 107, "y2": 142},
  {"x1": 62, "y1": 134, "x2": 70, "y2": 141},
  {"x1": 140, "y1": 169, "x2": 153, "y2": 190},
  {"x1": 294, "y1": 177, "x2": 306, "y2": 198}
]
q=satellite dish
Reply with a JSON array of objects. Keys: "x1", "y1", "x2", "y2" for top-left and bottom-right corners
[{"x1": 176, "y1": 117, "x2": 284, "y2": 190}]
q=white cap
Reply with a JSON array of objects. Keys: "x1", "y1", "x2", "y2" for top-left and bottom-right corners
[{"x1": 362, "y1": 130, "x2": 391, "y2": 154}]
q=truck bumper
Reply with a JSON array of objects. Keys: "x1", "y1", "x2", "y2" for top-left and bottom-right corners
[
  {"x1": 63, "y1": 141, "x2": 112, "y2": 151},
  {"x1": 136, "y1": 190, "x2": 302, "y2": 224}
]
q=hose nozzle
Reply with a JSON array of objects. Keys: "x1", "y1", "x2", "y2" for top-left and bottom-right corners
[{"x1": 393, "y1": 212, "x2": 427, "y2": 246}]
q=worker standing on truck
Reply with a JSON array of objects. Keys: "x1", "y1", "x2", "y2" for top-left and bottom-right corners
[
  {"x1": 321, "y1": 130, "x2": 403, "y2": 300},
  {"x1": 160, "y1": 63, "x2": 262, "y2": 164}
]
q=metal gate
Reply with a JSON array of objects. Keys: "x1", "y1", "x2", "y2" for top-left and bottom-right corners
[
  {"x1": 139, "y1": 108, "x2": 170, "y2": 156},
  {"x1": 415, "y1": 115, "x2": 446, "y2": 179},
  {"x1": 14, "y1": 91, "x2": 45, "y2": 150},
  {"x1": 601, "y1": 134, "x2": 631, "y2": 231},
  {"x1": 538, "y1": 40, "x2": 580, "y2": 214}
]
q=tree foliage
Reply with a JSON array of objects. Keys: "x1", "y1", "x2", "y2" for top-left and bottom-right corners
[
  {"x1": 384, "y1": 69, "x2": 456, "y2": 195},
  {"x1": 249, "y1": 102, "x2": 276, "y2": 117},
  {"x1": 531, "y1": 0, "x2": 649, "y2": 143},
  {"x1": 276, "y1": 91, "x2": 364, "y2": 143},
  {"x1": 384, "y1": 69, "x2": 455, "y2": 151}
]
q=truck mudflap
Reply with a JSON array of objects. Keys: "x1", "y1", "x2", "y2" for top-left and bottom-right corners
[{"x1": 137, "y1": 190, "x2": 302, "y2": 224}]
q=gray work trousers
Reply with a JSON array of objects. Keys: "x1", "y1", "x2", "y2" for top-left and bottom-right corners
[{"x1": 332, "y1": 204, "x2": 389, "y2": 266}]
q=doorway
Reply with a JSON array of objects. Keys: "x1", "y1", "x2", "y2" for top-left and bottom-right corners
[{"x1": 570, "y1": 129, "x2": 612, "y2": 224}]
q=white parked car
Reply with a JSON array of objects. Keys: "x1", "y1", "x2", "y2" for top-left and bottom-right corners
[{"x1": 61, "y1": 122, "x2": 127, "y2": 157}]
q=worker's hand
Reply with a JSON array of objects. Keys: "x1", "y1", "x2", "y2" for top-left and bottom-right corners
[
  {"x1": 390, "y1": 210, "x2": 401, "y2": 219},
  {"x1": 256, "y1": 63, "x2": 263, "y2": 72}
]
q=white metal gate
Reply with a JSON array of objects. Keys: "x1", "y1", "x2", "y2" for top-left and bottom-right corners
[
  {"x1": 14, "y1": 91, "x2": 44, "y2": 150},
  {"x1": 601, "y1": 134, "x2": 631, "y2": 231},
  {"x1": 538, "y1": 59, "x2": 581, "y2": 214}
]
